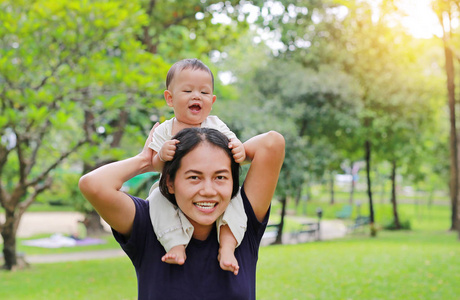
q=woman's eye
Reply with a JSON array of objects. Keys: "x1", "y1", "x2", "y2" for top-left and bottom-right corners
[
  {"x1": 216, "y1": 176, "x2": 227, "y2": 180},
  {"x1": 188, "y1": 176, "x2": 199, "y2": 180}
]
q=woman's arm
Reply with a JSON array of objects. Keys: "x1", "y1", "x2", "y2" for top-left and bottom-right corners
[
  {"x1": 243, "y1": 131, "x2": 285, "y2": 222},
  {"x1": 78, "y1": 123, "x2": 158, "y2": 236}
]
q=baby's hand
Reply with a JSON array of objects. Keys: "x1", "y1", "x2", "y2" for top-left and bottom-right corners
[
  {"x1": 159, "y1": 139, "x2": 180, "y2": 162},
  {"x1": 229, "y1": 138, "x2": 246, "y2": 164}
]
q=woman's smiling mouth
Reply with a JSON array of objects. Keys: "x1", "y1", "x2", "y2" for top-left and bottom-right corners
[{"x1": 194, "y1": 201, "x2": 217, "y2": 211}]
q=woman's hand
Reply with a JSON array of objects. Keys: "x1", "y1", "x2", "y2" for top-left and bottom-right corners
[{"x1": 138, "y1": 122, "x2": 160, "y2": 172}]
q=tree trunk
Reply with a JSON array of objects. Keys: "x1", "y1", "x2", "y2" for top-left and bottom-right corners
[
  {"x1": 390, "y1": 159, "x2": 401, "y2": 229},
  {"x1": 303, "y1": 179, "x2": 311, "y2": 216},
  {"x1": 1, "y1": 209, "x2": 20, "y2": 270},
  {"x1": 329, "y1": 171, "x2": 335, "y2": 205},
  {"x1": 273, "y1": 196, "x2": 287, "y2": 245},
  {"x1": 440, "y1": 12, "x2": 459, "y2": 232},
  {"x1": 294, "y1": 185, "x2": 302, "y2": 209},
  {"x1": 1, "y1": 212, "x2": 29, "y2": 270},
  {"x1": 349, "y1": 172, "x2": 355, "y2": 205},
  {"x1": 84, "y1": 210, "x2": 106, "y2": 236},
  {"x1": 365, "y1": 140, "x2": 377, "y2": 237}
]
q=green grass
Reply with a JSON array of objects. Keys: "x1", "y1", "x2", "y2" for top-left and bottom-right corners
[
  {"x1": 1, "y1": 191, "x2": 458, "y2": 299},
  {"x1": 0, "y1": 257, "x2": 137, "y2": 300},
  {"x1": 0, "y1": 203, "x2": 76, "y2": 213},
  {"x1": 1, "y1": 230, "x2": 459, "y2": 300},
  {"x1": 257, "y1": 230, "x2": 460, "y2": 300}
]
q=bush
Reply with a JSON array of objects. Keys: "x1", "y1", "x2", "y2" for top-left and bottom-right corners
[{"x1": 383, "y1": 219, "x2": 411, "y2": 230}]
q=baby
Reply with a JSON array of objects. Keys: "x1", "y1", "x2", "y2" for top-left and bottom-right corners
[{"x1": 147, "y1": 58, "x2": 246, "y2": 275}]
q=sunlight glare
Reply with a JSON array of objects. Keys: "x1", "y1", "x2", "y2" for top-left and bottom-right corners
[{"x1": 396, "y1": 0, "x2": 443, "y2": 38}]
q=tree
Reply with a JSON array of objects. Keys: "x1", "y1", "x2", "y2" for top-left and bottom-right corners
[
  {"x1": 225, "y1": 0, "x2": 446, "y2": 237},
  {"x1": 76, "y1": 0, "x2": 254, "y2": 233},
  {"x1": 0, "y1": 0, "x2": 163, "y2": 270},
  {"x1": 432, "y1": 0, "x2": 460, "y2": 236},
  {"x1": 137, "y1": 0, "x2": 250, "y2": 58}
]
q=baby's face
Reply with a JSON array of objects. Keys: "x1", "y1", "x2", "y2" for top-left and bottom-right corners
[{"x1": 166, "y1": 68, "x2": 216, "y2": 126}]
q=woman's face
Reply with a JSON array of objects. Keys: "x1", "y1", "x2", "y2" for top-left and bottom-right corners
[{"x1": 167, "y1": 141, "x2": 233, "y2": 237}]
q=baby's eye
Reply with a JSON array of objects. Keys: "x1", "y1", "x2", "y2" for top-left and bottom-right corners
[
  {"x1": 201, "y1": 91, "x2": 209, "y2": 94},
  {"x1": 184, "y1": 90, "x2": 191, "y2": 93}
]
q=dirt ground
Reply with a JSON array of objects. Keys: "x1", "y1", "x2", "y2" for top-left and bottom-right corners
[
  {"x1": 0, "y1": 212, "x2": 111, "y2": 243},
  {"x1": 1, "y1": 211, "x2": 347, "y2": 245}
]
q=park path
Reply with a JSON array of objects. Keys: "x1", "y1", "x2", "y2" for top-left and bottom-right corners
[{"x1": 1, "y1": 212, "x2": 348, "y2": 264}]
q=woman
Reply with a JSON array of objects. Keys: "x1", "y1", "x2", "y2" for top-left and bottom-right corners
[{"x1": 78, "y1": 124, "x2": 285, "y2": 300}]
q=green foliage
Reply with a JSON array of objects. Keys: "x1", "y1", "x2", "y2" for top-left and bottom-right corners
[
  {"x1": 0, "y1": 0, "x2": 166, "y2": 193},
  {"x1": 137, "y1": 0, "x2": 250, "y2": 60}
]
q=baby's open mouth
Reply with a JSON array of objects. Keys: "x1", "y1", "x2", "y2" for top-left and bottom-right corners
[{"x1": 189, "y1": 104, "x2": 201, "y2": 112}]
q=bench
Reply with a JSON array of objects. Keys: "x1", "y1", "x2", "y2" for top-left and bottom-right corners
[
  {"x1": 348, "y1": 216, "x2": 370, "y2": 232},
  {"x1": 262, "y1": 223, "x2": 280, "y2": 239},
  {"x1": 296, "y1": 221, "x2": 320, "y2": 242},
  {"x1": 335, "y1": 205, "x2": 352, "y2": 219}
]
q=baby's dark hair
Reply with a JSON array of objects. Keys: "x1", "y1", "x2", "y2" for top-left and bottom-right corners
[
  {"x1": 159, "y1": 127, "x2": 239, "y2": 205},
  {"x1": 166, "y1": 58, "x2": 214, "y2": 91}
]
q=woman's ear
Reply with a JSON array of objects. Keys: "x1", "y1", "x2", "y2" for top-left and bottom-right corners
[{"x1": 166, "y1": 176, "x2": 175, "y2": 194}]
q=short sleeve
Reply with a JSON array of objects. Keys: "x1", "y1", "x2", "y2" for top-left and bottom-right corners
[
  {"x1": 240, "y1": 185, "x2": 270, "y2": 250},
  {"x1": 203, "y1": 116, "x2": 237, "y2": 140},
  {"x1": 112, "y1": 194, "x2": 151, "y2": 268},
  {"x1": 148, "y1": 120, "x2": 173, "y2": 152}
]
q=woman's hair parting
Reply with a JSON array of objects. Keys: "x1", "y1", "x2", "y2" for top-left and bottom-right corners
[
  {"x1": 159, "y1": 127, "x2": 240, "y2": 206},
  {"x1": 165, "y1": 58, "x2": 214, "y2": 91}
]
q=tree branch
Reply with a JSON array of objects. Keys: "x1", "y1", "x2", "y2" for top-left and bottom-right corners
[
  {"x1": 14, "y1": 130, "x2": 27, "y2": 187},
  {"x1": 24, "y1": 98, "x2": 62, "y2": 176},
  {"x1": 25, "y1": 138, "x2": 88, "y2": 189},
  {"x1": 141, "y1": 0, "x2": 157, "y2": 53},
  {"x1": 32, "y1": 57, "x2": 67, "y2": 91},
  {"x1": 110, "y1": 107, "x2": 130, "y2": 148},
  {"x1": 17, "y1": 177, "x2": 53, "y2": 222}
]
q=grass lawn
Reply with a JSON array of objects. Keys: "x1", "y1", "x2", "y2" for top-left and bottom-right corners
[
  {"x1": 257, "y1": 230, "x2": 460, "y2": 300},
  {"x1": 1, "y1": 192, "x2": 458, "y2": 299},
  {"x1": 0, "y1": 256, "x2": 137, "y2": 300},
  {"x1": 1, "y1": 229, "x2": 459, "y2": 300}
]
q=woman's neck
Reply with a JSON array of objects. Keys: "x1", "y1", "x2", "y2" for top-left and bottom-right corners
[{"x1": 189, "y1": 220, "x2": 213, "y2": 241}]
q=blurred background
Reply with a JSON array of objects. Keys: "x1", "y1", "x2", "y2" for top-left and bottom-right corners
[{"x1": 1, "y1": 0, "x2": 459, "y2": 280}]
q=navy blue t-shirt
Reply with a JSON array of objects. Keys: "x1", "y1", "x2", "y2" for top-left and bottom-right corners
[{"x1": 113, "y1": 186, "x2": 269, "y2": 300}]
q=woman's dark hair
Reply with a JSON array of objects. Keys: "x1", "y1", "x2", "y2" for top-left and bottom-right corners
[{"x1": 159, "y1": 127, "x2": 240, "y2": 205}]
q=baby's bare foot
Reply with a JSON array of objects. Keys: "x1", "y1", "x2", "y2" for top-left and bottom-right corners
[
  {"x1": 218, "y1": 248, "x2": 239, "y2": 275},
  {"x1": 161, "y1": 245, "x2": 186, "y2": 265}
]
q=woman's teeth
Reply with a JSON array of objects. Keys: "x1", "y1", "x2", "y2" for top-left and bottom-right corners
[{"x1": 194, "y1": 202, "x2": 216, "y2": 210}]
